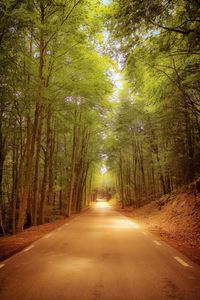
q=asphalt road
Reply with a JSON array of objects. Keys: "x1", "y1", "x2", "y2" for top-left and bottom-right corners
[{"x1": 0, "y1": 202, "x2": 200, "y2": 300}]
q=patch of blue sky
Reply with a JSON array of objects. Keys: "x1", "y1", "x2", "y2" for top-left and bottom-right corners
[{"x1": 101, "y1": 0, "x2": 111, "y2": 5}]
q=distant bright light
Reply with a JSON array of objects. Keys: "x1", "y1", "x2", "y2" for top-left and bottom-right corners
[
  {"x1": 100, "y1": 166, "x2": 107, "y2": 175},
  {"x1": 102, "y1": 0, "x2": 110, "y2": 4},
  {"x1": 95, "y1": 201, "x2": 110, "y2": 209},
  {"x1": 111, "y1": 72, "x2": 123, "y2": 90},
  {"x1": 102, "y1": 133, "x2": 107, "y2": 140}
]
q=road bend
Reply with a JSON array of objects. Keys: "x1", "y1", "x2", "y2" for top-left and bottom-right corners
[{"x1": 0, "y1": 202, "x2": 200, "y2": 300}]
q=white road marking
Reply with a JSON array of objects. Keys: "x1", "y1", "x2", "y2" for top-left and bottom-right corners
[
  {"x1": 154, "y1": 240, "x2": 162, "y2": 246},
  {"x1": 44, "y1": 233, "x2": 52, "y2": 239},
  {"x1": 0, "y1": 264, "x2": 5, "y2": 269},
  {"x1": 174, "y1": 256, "x2": 190, "y2": 267},
  {"x1": 23, "y1": 245, "x2": 35, "y2": 252}
]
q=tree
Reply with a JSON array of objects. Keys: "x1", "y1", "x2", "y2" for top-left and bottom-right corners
[
  {"x1": 0, "y1": 0, "x2": 113, "y2": 233},
  {"x1": 104, "y1": 0, "x2": 200, "y2": 207}
]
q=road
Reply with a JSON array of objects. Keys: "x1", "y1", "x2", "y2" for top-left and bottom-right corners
[{"x1": 0, "y1": 202, "x2": 200, "y2": 300}]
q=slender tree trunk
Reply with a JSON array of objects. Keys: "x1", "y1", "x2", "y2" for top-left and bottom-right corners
[
  {"x1": 138, "y1": 144, "x2": 147, "y2": 201},
  {"x1": 73, "y1": 129, "x2": 87, "y2": 212},
  {"x1": 184, "y1": 108, "x2": 194, "y2": 181},
  {"x1": 67, "y1": 106, "x2": 78, "y2": 217},
  {"x1": 132, "y1": 142, "x2": 138, "y2": 203},
  {"x1": 0, "y1": 121, "x2": 6, "y2": 235},
  {"x1": 32, "y1": 107, "x2": 44, "y2": 225},
  {"x1": 59, "y1": 188, "x2": 63, "y2": 212},
  {"x1": 48, "y1": 130, "x2": 55, "y2": 207},
  {"x1": 150, "y1": 156, "x2": 156, "y2": 198},
  {"x1": 17, "y1": 108, "x2": 41, "y2": 231},
  {"x1": 77, "y1": 163, "x2": 89, "y2": 212},
  {"x1": 39, "y1": 106, "x2": 51, "y2": 224},
  {"x1": 11, "y1": 136, "x2": 19, "y2": 234},
  {"x1": 119, "y1": 151, "x2": 125, "y2": 208},
  {"x1": 149, "y1": 126, "x2": 166, "y2": 195}
]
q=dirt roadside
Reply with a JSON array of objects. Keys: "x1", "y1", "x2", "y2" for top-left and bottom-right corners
[
  {"x1": 0, "y1": 216, "x2": 78, "y2": 262},
  {"x1": 118, "y1": 185, "x2": 200, "y2": 265}
]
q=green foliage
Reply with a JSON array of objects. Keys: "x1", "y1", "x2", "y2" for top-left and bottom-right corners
[
  {"x1": 105, "y1": 0, "x2": 200, "y2": 207},
  {"x1": 0, "y1": 0, "x2": 114, "y2": 233}
]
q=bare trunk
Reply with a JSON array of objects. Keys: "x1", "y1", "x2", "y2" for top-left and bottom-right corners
[
  {"x1": 11, "y1": 136, "x2": 19, "y2": 234},
  {"x1": 119, "y1": 151, "x2": 125, "y2": 208},
  {"x1": 39, "y1": 106, "x2": 51, "y2": 224},
  {"x1": 32, "y1": 107, "x2": 44, "y2": 225},
  {"x1": 17, "y1": 108, "x2": 40, "y2": 231},
  {"x1": 0, "y1": 115, "x2": 6, "y2": 234},
  {"x1": 67, "y1": 106, "x2": 78, "y2": 217},
  {"x1": 47, "y1": 130, "x2": 55, "y2": 207}
]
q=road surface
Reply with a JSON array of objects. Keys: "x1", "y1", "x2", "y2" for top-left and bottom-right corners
[{"x1": 0, "y1": 202, "x2": 200, "y2": 300}]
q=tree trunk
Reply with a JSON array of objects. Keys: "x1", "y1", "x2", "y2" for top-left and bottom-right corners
[
  {"x1": 11, "y1": 136, "x2": 18, "y2": 234},
  {"x1": 119, "y1": 151, "x2": 125, "y2": 208},
  {"x1": 17, "y1": 2, "x2": 46, "y2": 231},
  {"x1": 32, "y1": 107, "x2": 44, "y2": 225},
  {"x1": 39, "y1": 106, "x2": 51, "y2": 224},
  {"x1": 47, "y1": 130, "x2": 55, "y2": 207},
  {"x1": 184, "y1": 108, "x2": 194, "y2": 181},
  {"x1": 67, "y1": 106, "x2": 78, "y2": 217},
  {"x1": 17, "y1": 109, "x2": 40, "y2": 231}
]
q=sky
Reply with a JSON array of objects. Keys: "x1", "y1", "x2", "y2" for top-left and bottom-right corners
[{"x1": 102, "y1": 0, "x2": 111, "y2": 4}]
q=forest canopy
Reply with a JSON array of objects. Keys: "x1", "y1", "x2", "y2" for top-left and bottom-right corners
[{"x1": 105, "y1": 0, "x2": 200, "y2": 207}]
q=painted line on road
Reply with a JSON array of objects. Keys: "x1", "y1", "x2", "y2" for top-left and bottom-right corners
[
  {"x1": 154, "y1": 240, "x2": 162, "y2": 246},
  {"x1": 44, "y1": 233, "x2": 52, "y2": 239},
  {"x1": 0, "y1": 264, "x2": 5, "y2": 269},
  {"x1": 174, "y1": 256, "x2": 190, "y2": 267},
  {"x1": 23, "y1": 245, "x2": 35, "y2": 252}
]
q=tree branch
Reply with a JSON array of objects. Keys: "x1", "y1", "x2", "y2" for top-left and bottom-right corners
[
  {"x1": 43, "y1": 0, "x2": 82, "y2": 51},
  {"x1": 150, "y1": 20, "x2": 198, "y2": 35}
]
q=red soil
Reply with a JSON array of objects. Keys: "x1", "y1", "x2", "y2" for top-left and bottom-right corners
[
  {"x1": 119, "y1": 185, "x2": 200, "y2": 265},
  {"x1": 0, "y1": 217, "x2": 75, "y2": 262}
]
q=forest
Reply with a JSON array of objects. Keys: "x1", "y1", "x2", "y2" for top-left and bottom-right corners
[{"x1": 0, "y1": 0, "x2": 200, "y2": 234}]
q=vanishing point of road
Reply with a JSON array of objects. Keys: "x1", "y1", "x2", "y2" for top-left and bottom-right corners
[{"x1": 0, "y1": 202, "x2": 200, "y2": 300}]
